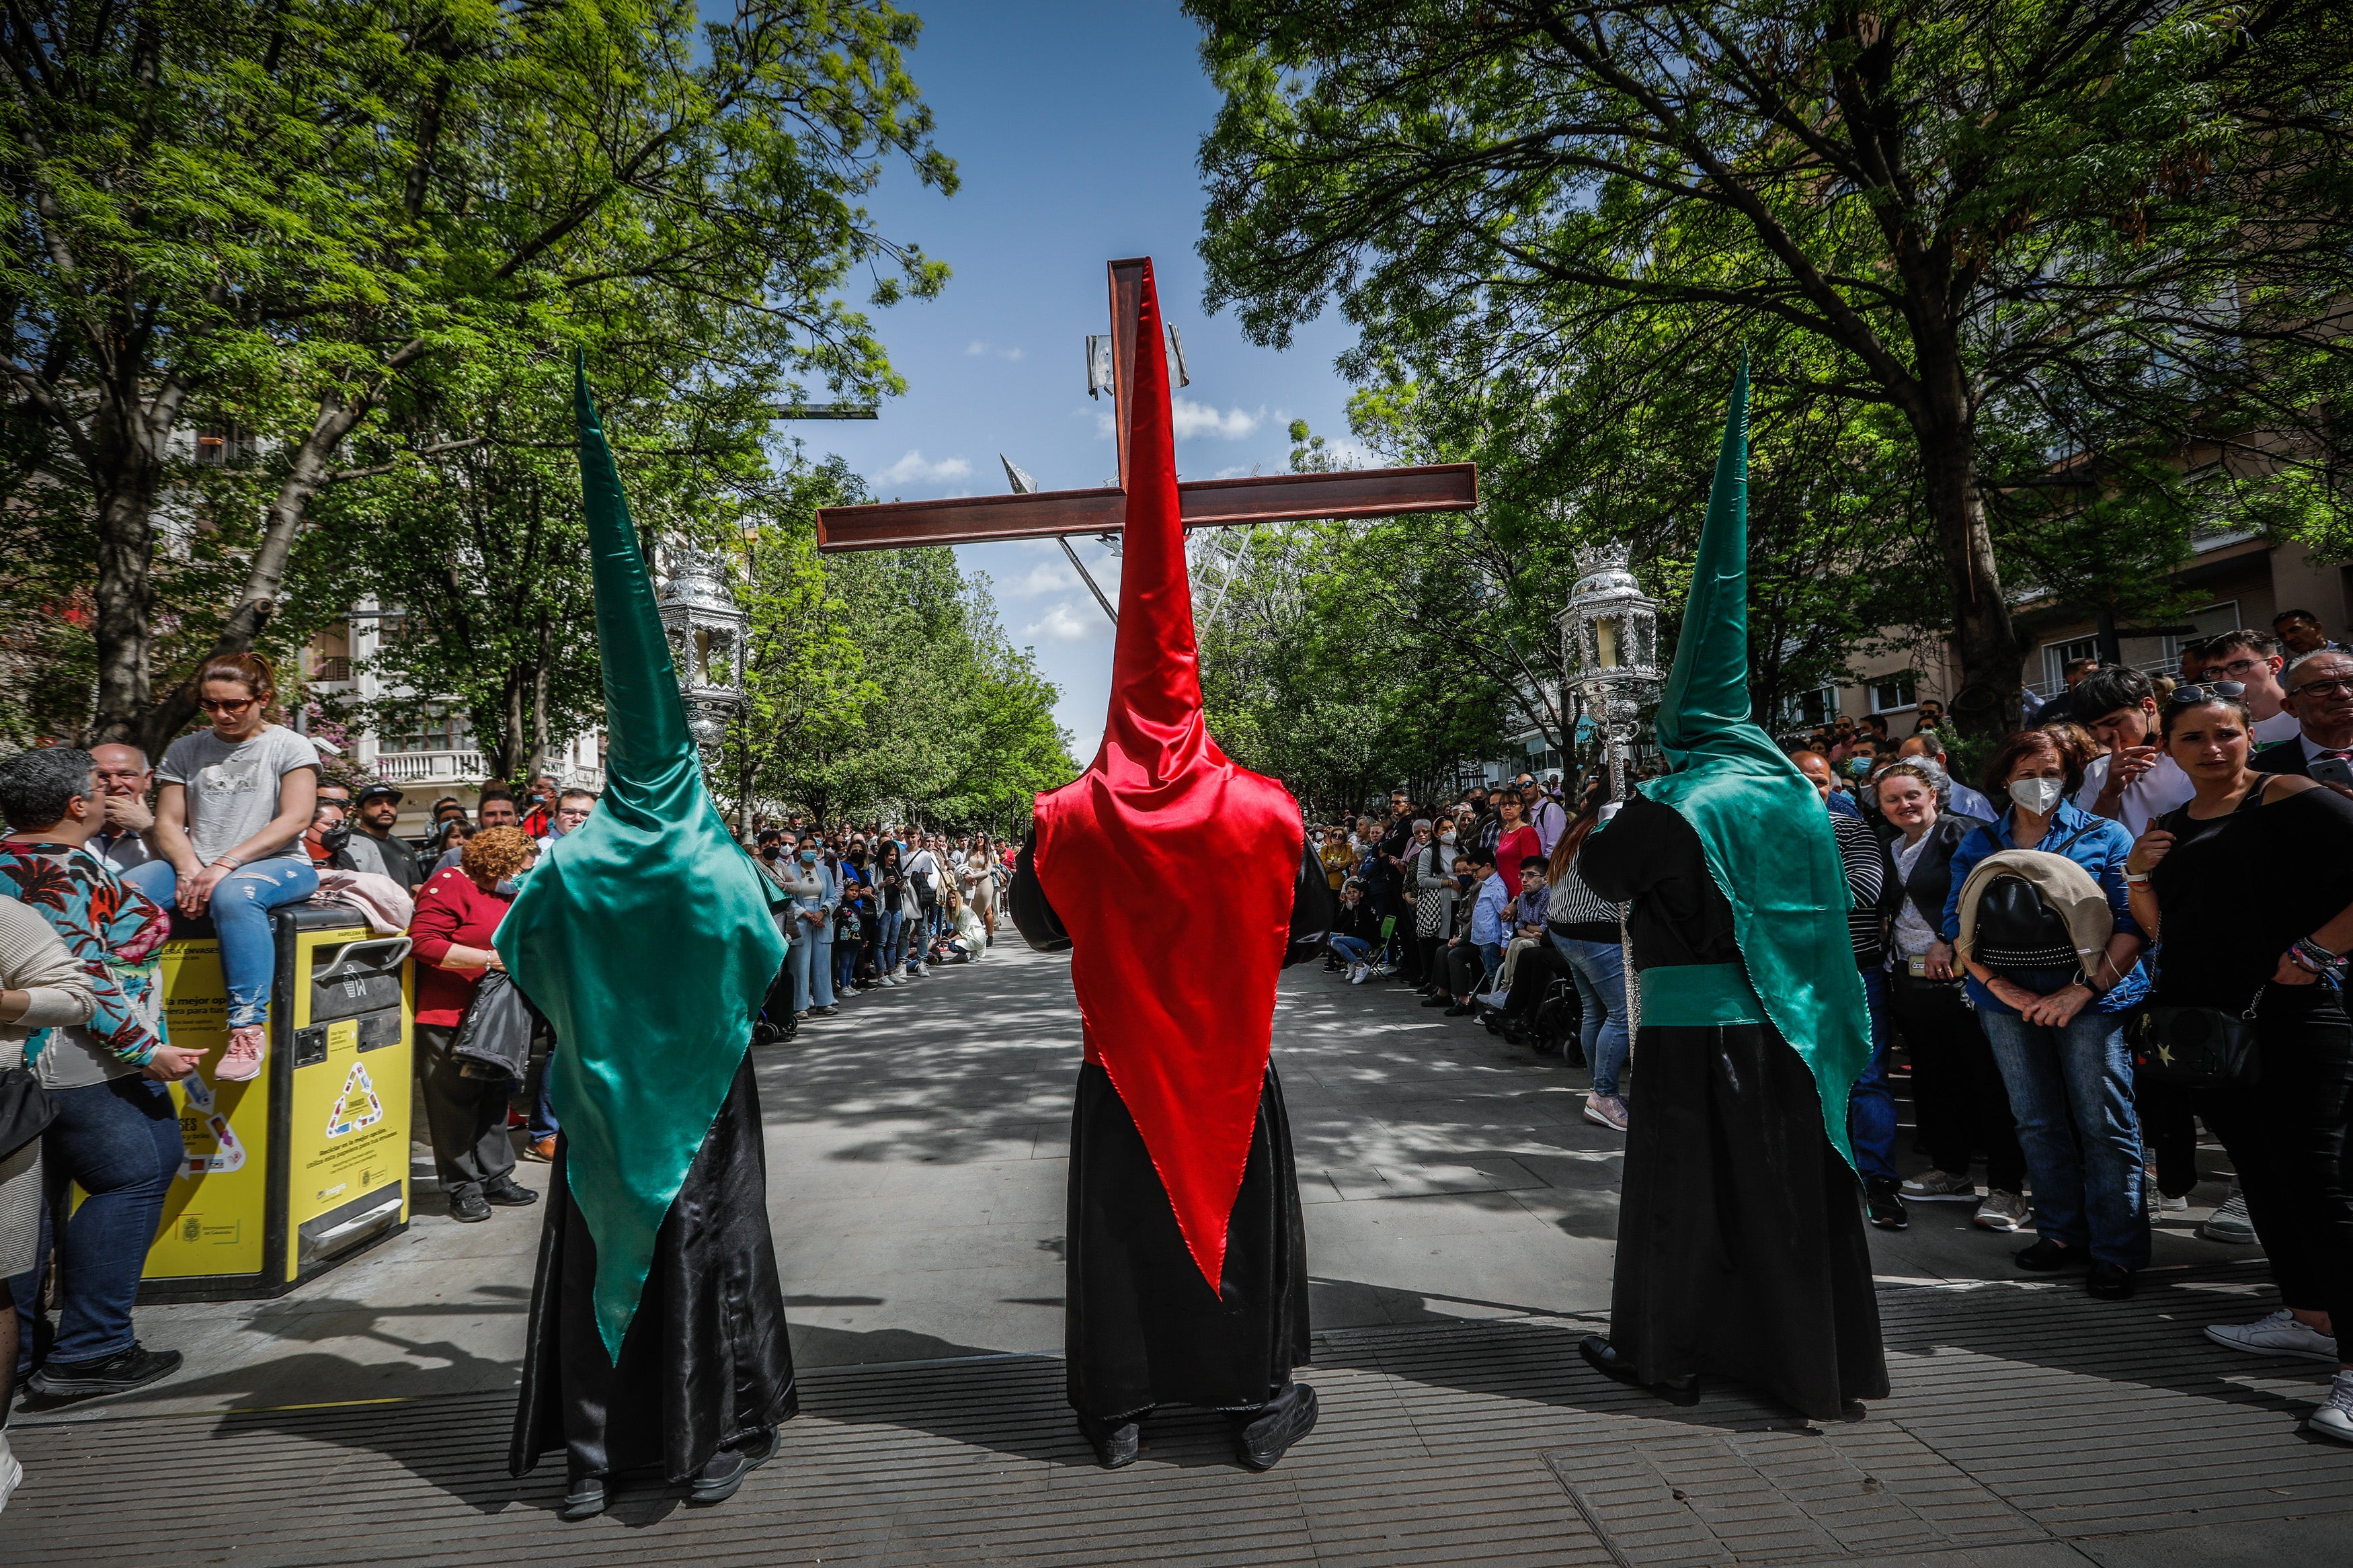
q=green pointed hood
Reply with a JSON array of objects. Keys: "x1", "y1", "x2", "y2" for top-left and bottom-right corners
[
  {"x1": 1637, "y1": 358, "x2": 1872, "y2": 1169},
  {"x1": 495, "y1": 360, "x2": 786, "y2": 1359}
]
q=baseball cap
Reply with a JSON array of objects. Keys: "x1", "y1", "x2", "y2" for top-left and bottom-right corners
[{"x1": 356, "y1": 782, "x2": 404, "y2": 804}]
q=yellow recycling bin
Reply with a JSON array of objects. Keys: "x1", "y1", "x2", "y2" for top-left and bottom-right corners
[{"x1": 143, "y1": 901, "x2": 415, "y2": 1301}]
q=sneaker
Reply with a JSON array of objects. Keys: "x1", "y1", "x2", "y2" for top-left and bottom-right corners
[
  {"x1": 216, "y1": 1023, "x2": 268, "y2": 1083},
  {"x1": 1866, "y1": 1178, "x2": 1910, "y2": 1231},
  {"x1": 481, "y1": 1178, "x2": 539, "y2": 1208},
  {"x1": 2204, "y1": 1308, "x2": 2341, "y2": 1364},
  {"x1": 1348, "y1": 965, "x2": 1369, "y2": 985},
  {"x1": 2152, "y1": 1190, "x2": 2190, "y2": 1214},
  {"x1": 1583, "y1": 1093, "x2": 1629, "y2": 1132},
  {"x1": 2308, "y1": 1370, "x2": 2353, "y2": 1446},
  {"x1": 2013, "y1": 1237, "x2": 2083, "y2": 1272},
  {"x1": 449, "y1": 1190, "x2": 492, "y2": 1223},
  {"x1": 2202, "y1": 1189, "x2": 2256, "y2": 1243},
  {"x1": 809, "y1": 1004, "x2": 839, "y2": 1018},
  {"x1": 28, "y1": 1342, "x2": 183, "y2": 1401},
  {"x1": 1974, "y1": 1190, "x2": 2031, "y2": 1232},
  {"x1": 0, "y1": 1432, "x2": 18, "y2": 1516},
  {"x1": 1901, "y1": 1170, "x2": 1979, "y2": 1203},
  {"x1": 1369, "y1": 963, "x2": 1396, "y2": 979}
]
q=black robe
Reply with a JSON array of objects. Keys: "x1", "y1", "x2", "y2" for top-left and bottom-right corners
[
  {"x1": 1010, "y1": 830, "x2": 1332, "y2": 1421},
  {"x1": 1577, "y1": 794, "x2": 1888, "y2": 1420},
  {"x1": 509, "y1": 1053, "x2": 797, "y2": 1483}
]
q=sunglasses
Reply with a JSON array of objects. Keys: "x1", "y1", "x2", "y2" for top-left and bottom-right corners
[
  {"x1": 2164, "y1": 681, "x2": 2246, "y2": 705},
  {"x1": 198, "y1": 696, "x2": 256, "y2": 714}
]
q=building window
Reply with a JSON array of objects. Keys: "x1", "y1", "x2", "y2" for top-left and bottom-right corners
[
  {"x1": 194, "y1": 423, "x2": 257, "y2": 466},
  {"x1": 1781, "y1": 684, "x2": 1839, "y2": 728},
  {"x1": 1870, "y1": 674, "x2": 1917, "y2": 713},
  {"x1": 2165, "y1": 601, "x2": 2241, "y2": 666},
  {"x1": 2041, "y1": 636, "x2": 2100, "y2": 694},
  {"x1": 379, "y1": 702, "x2": 473, "y2": 755}
]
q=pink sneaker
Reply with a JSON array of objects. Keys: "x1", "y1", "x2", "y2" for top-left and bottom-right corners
[{"x1": 217, "y1": 1024, "x2": 268, "y2": 1083}]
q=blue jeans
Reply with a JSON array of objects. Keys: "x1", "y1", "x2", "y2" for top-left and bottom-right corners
[
  {"x1": 528, "y1": 1042, "x2": 561, "y2": 1141},
  {"x1": 1553, "y1": 935, "x2": 1632, "y2": 1098},
  {"x1": 1848, "y1": 965, "x2": 1897, "y2": 1182},
  {"x1": 1979, "y1": 1005, "x2": 2150, "y2": 1268},
  {"x1": 1330, "y1": 935, "x2": 1374, "y2": 964},
  {"x1": 834, "y1": 940, "x2": 857, "y2": 993},
  {"x1": 878, "y1": 909, "x2": 906, "y2": 974},
  {"x1": 124, "y1": 858, "x2": 319, "y2": 1027},
  {"x1": 9, "y1": 1075, "x2": 184, "y2": 1368}
]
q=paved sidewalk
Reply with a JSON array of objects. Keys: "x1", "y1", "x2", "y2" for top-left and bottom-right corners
[{"x1": 9, "y1": 946, "x2": 2348, "y2": 1563}]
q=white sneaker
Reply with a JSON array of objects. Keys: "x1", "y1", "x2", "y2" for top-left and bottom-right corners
[
  {"x1": 2309, "y1": 1370, "x2": 2353, "y2": 1445},
  {"x1": 1369, "y1": 963, "x2": 1396, "y2": 979},
  {"x1": 2204, "y1": 1308, "x2": 2341, "y2": 1364},
  {"x1": 2202, "y1": 1190, "x2": 2256, "y2": 1244},
  {"x1": 0, "y1": 1430, "x2": 19, "y2": 1514},
  {"x1": 1974, "y1": 1190, "x2": 2032, "y2": 1232},
  {"x1": 2153, "y1": 1190, "x2": 2189, "y2": 1214}
]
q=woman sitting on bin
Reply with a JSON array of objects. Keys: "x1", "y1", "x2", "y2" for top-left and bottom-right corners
[
  {"x1": 410, "y1": 826, "x2": 542, "y2": 1223},
  {"x1": 144, "y1": 652, "x2": 320, "y2": 1085}
]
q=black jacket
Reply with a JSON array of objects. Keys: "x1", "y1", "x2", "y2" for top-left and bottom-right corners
[
  {"x1": 2252, "y1": 737, "x2": 2311, "y2": 778},
  {"x1": 1889, "y1": 811, "x2": 1988, "y2": 936}
]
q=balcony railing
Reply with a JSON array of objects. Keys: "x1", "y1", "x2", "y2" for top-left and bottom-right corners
[{"x1": 374, "y1": 751, "x2": 490, "y2": 785}]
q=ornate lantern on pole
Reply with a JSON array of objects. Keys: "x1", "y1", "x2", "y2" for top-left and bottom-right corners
[
  {"x1": 654, "y1": 545, "x2": 748, "y2": 765},
  {"x1": 1558, "y1": 541, "x2": 1662, "y2": 802}
]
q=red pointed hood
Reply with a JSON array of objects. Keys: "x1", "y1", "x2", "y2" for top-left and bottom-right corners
[{"x1": 1032, "y1": 259, "x2": 1303, "y2": 1293}]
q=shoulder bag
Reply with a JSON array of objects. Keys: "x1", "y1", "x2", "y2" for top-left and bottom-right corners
[
  {"x1": 2131, "y1": 985, "x2": 2263, "y2": 1088},
  {"x1": 0, "y1": 1060, "x2": 57, "y2": 1161}
]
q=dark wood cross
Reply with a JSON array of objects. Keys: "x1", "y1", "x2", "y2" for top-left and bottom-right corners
[{"x1": 815, "y1": 257, "x2": 1477, "y2": 552}]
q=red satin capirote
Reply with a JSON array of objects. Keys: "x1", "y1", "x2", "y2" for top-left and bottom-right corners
[{"x1": 1032, "y1": 259, "x2": 1302, "y2": 1294}]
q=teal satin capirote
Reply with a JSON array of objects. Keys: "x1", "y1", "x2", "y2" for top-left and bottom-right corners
[
  {"x1": 1628, "y1": 358, "x2": 1872, "y2": 1169},
  {"x1": 494, "y1": 362, "x2": 787, "y2": 1361}
]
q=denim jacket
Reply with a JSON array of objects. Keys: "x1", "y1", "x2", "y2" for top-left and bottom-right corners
[{"x1": 1940, "y1": 798, "x2": 2147, "y2": 1015}]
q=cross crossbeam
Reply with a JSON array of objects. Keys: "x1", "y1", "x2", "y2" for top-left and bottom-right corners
[{"x1": 815, "y1": 258, "x2": 1478, "y2": 553}]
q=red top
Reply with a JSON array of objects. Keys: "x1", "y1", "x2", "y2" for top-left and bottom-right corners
[
  {"x1": 409, "y1": 864, "x2": 513, "y2": 1026},
  {"x1": 1495, "y1": 823, "x2": 1542, "y2": 891},
  {"x1": 1032, "y1": 259, "x2": 1302, "y2": 1295}
]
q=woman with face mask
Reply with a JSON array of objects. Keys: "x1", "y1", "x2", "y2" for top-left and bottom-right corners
[
  {"x1": 776, "y1": 833, "x2": 838, "y2": 1020},
  {"x1": 1412, "y1": 817, "x2": 1463, "y2": 997},
  {"x1": 1942, "y1": 729, "x2": 2151, "y2": 1299}
]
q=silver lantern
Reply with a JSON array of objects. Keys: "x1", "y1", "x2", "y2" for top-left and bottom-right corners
[
  {"x1": 1558, "y1": 541, "x2": 1661, "y2": 802},
  {"x1": 655, "y1": 546, "x2": 748, "y2": 763}
]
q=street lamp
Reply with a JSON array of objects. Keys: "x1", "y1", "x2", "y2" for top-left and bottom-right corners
[
  {"x1": 654, "y1": 545, "x2": 748, "y2": 764},
  {"x1": 1558, "y1": 540, "x2": 1661, "y2": 802}
]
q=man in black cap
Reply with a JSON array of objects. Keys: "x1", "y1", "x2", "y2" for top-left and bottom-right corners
[{"x1": 350, "y1": 782, "x2": 422, "y2": 891}]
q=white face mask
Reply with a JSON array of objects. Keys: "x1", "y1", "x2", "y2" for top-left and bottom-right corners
[
  {"x1": 2009, "y1": 776, "x2": 2065, "y2": 815},
  {"x1": 1439, "y1": 831, "x2": 1458, "y2": 845}
]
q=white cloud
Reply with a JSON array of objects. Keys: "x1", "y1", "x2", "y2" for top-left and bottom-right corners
[
  {"x1": 1022, "y1": 599, "x2": 1111, "y2": 643},
  {"x1": 964, "y1": 339, "x2": 1025, "y2": 362},
  {"x1": 1172, "y1": 399, "x2": 1264, "y2": 440},
  {"x1": 876, "y1": 450, "x2": 973, "y2": 487},
  {"x1": 965, "y1": 339, "x2": 988, "y2": 356}
]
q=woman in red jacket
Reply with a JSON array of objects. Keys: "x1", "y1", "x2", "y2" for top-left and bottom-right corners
[{"x1": 411, "y1": 825, "x2": 541, "y2": 1223}]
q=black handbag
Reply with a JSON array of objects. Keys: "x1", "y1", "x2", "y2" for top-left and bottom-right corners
[
  {"x1": 0, "y1": 1062, "x2": 57, "y2": 1162},
  {"x1": 2131, "y1": 986, "x2": 2264, "y2": 1087}
]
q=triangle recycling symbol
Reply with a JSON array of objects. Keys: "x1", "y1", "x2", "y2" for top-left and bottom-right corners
[{"x1": 324, "y1": 1061, "x2": 387, "y2": 1140}]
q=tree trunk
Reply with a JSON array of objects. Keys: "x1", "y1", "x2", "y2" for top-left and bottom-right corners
[
  {"x1": 91, "y1": 380, "x2": 191, "y2": 746},
  {"x1": 530, "y1": 616, "x2": 553, "y2": 778},
  {"x1": 1909, "y1": 397, "x2": 2022, "y2": 743}
]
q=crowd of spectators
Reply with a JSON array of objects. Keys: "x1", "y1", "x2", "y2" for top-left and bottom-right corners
[
  {"x1": 1314, "y1": 620, "x2": 2353, "y2": 1446},
  {"x1": 0, "y1": 652, "x2": 1016, "y2": 1468}
]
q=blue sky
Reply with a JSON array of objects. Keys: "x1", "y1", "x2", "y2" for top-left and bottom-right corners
[{"x1": 793, "y1": 1, "x2": 1365, "y2": 762}]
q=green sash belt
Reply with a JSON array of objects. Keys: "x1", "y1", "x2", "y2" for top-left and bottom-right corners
[{"x1": 1638, "y1": 962, "x2": 1765, "y2": 1028}]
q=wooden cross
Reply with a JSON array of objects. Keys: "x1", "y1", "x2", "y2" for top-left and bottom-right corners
[{"x1": 814, "y1": 257, "x2": 1477, "y2": 552}]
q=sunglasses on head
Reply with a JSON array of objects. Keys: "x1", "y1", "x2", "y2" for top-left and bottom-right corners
[{"x1": 2164, "y1": 681, "x2": 2246, "y2": 705}]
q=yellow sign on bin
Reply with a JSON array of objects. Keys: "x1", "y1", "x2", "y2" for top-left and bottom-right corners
[{"x1": 150, "y1": 939, "x2": 270, "y2": 1279}]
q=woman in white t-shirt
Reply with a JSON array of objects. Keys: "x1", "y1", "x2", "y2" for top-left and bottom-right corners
[{"x1": 148, "y1": 653, "x2": 321, "y2": 1083}]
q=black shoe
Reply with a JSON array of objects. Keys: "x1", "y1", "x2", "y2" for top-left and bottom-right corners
[
  {"x1": 449, "y1": 1190, "x2": 492, "y2": 1223},
  {"x1": 481, "y1": 1179, "x2": 539, "y2": 1208},
  {"x1": 690, "y1": 1426, "x2": 780, "y2": 1503},
  {"x1": 1579, "y1": 1335, "x2": 1698, "y2": 1406},
  {"x1": 2013, "y1": 1237, "x2": 2083, "y2": 1272},
  {"x1": 1232, "y1": 1383, "x2": 1320, "y2": 1471},
  {"x1": 1076, "y1": 1410, "x2": 1142, "y2": 1469},
  {"x1": 1421, "y1": 993, "x2": 1452, "y2": 1008},
  {"x1": 2085, "y1": 1261, "x2": 2137, "y2": 1300},
  {"x1": 559, "y1": 1471, "x2": 608, "y2": 1520},
  {"x1": 28, "y1": 1343, "x2": 183, "y2": 1401},
  {"x1": 1865, "y1": 1178, "x2": 1909, "y2": 1231},
  {"x1": 1443, "y1": 1003, "x2": 1474, "y2": 1017}
]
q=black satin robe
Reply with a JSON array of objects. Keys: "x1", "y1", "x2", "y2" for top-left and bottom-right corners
[
  {"x1": 1578, "y1": 794, "x2": 1888, "y2": 1420},
  {"x1": 1011, "y1": 829, "x2": 1333, "y2": 1421},
  {"x1": 509, "y1": 1053, "x2": 798, "y2": 1483}
]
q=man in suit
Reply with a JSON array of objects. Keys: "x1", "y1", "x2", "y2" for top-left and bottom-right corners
[{"x1": 2254, "y1": 648, "x2": 2353, "y2": 779}]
